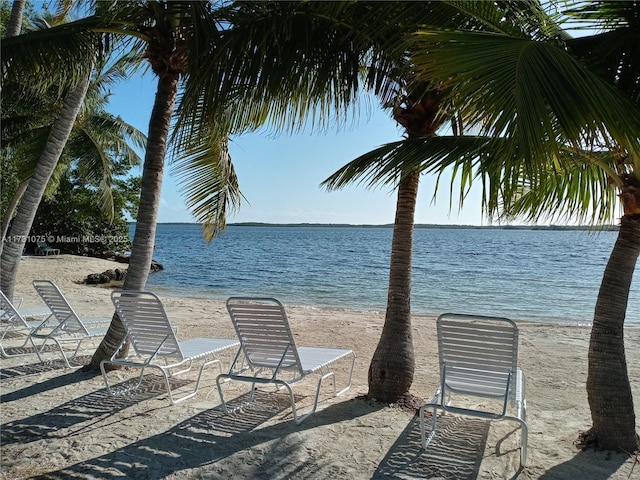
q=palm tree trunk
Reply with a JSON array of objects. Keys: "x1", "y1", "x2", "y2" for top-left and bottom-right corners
[
  {"x1": 368, "y1": 170, "x2": 419, "y2": 402},
  {"x1": 0, "y1": 70, "x2": 92, "y2": 301},
  {"x1": 0, "y1": 179, "x2": 28, "y2": 257},
  {"x1": 586, "y1": 214, "x2": 640, "y2": 452},
  {"x1": 85, "y1": 71, "x2": 179, "y2": 371},
  {"x1": 7, "y1": 0, "x2": 25, "y2": 37}
]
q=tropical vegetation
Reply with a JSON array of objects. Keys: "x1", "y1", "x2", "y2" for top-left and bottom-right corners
[
  {"x1": 18, "y1": 1, "x2": 438, "y2": 371},
  {"x1": 28, "y1": 170, "x2": 139, "y2": 257},
  {"x1": 1, "y1": 0, "x2": 100, "y2": 299},
  {"x1": 325, "y1": 0, "x2": 640, "y2": 452},
  {"x1": 3, "y1": 0, "x2": 639, "y2": 455},
  {"x1": 1, "y1": 54, "x2": 145, "y2": 254}
]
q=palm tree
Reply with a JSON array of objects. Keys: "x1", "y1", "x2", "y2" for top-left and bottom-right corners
[
  {"x1": 363, "y1": 85, "x2": 447, "y2": 402},
  {"x1": 0, "y1": 70, "x2": 93, "y2": 299},
  {"x1": 83, "y1": 1, "x2": 455, "y2": 370},
  {"x1": 1, "y1": 1, "x2": 233, "y2": 364},
  {"x1": 1, "y1": 58, "x2": 146, "y2": 252},
  {"x1": 323, "y1": 2, "x2": 554, "y2": 403},
  {"x1": 1, "y1": 2, "x2": 105, "y2": 300},
  {"x1": 193, "y1": 1, "x2": 514, "y2": 404},
  {"x1": 0, "y1": 6, "x2": 144, "y2": 297},
  {"x1": 5, "y1": 0, "x2": 25, "y2": 37},
  {"x1": 81, "y1": 1, "x2": 224, "y2": 368},
  {"x1": 3, "y1": 0, "x2": 374, "y2": 369},
  {"x1": 326, "y1": 0, "x2": 640, "y2": 452},
  {"x1": 520, "y1": 0, "x2": 640, "y2": 453},
  {"x1": 85, "y1": 1, "x2": 531, "y2": 392}
]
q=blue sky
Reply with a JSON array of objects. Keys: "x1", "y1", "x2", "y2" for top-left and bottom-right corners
[{"x1": 108, "y1": 70, "x2": 487, "y2": 225}]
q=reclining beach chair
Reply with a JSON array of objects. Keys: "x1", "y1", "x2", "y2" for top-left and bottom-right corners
[
  {"x1": 1, "y1": 294, "x2": 51, "y2": 321},
  {"x1": 35, "y1": 241, "x2": 60, "y2": 256},
  {"x1": 0, "y1": 290, "x2": 49, "y2": 357},
  {"x1": 104, "y1": 290, "x2": 240, "y2": 405},
  {"x1": 31, "y1": 280, "x2": 111, "y2": 367},
  {"x1": 419, "y1": 313, "x2": 528, "y2": 466},
  {"x1": 217, "y1": 297, "x2": 356, "y2": 424}
]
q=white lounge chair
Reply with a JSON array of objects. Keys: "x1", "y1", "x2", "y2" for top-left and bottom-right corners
[
  {"x1": 1, "y1": 295, "x2": 51, "y2": 321},
  {"x1": 31, "y1": 280, "x2": 110, "y2": 367},
  {"x1": 419, "y1": 313, "x2": 528, "y2": 467},
  {"x1": 35, "y1": 241, "x2": 60, "y2": 256},
  {"x1": 0, "y1": 290, "x2": 48, "y2": 357},
  {"x1": 217, "y1": 297, "x2": 356, "y2": 424},
  {"x1": 104, "y1": 290, "x2": 240, "y2": 405}
]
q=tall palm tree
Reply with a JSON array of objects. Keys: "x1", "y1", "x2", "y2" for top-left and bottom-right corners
[
  {"x1": 1, "y1": 1, "x2": 105, "y2": 300},
  {"x1": 2, "y1": 0, "x2": 374, "y2": 369},
  {"x1": 6, "y1": 0, "x2": 25, "y2": 37},
  {"x1": 326, "y1": 0, "x2": 640, "y2": 452},
  {"x1": 513, "y1": 0, "x2": 640, "y2": 453},
  {"x1": 81, "y1": 1, "x2": 227, "y2": 368},
  {"x1": 0, "y1": 69, "x2": 94, "y2": 299},
  {"x1": 198, "y1": 1, "x2": 517, "y2": 403},
  {"x1": 1, "y1": 58, "x2": 146, "y2": 251},
  {"x1": 323, "y1": 2, "x2": 554, "y2": 402},
  {"x1": 364, "y1": 85, "x2": 447, "y2": 402},
  {"x1": 87, "y1": 1, "x2": 537, "y2": 393},
  {"x1": 1, "y1": 1, "x2": 235, "y2": 365},
  {"x1": 572, "y1": 2, "x2": 640, "y2": 451},
  {"x1": 84, "y1": 1, "x2": 456, "y2": 370}
]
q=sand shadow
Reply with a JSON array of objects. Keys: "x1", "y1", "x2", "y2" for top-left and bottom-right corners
[
  {"x1": 372, "y1": 413, "x2": 490, "y2": 479},
  {"x1": 1, "y1": 366, "x2": 94, "y2": 403},
  {"x1": 1, "y1": 375, "x2": 191, "y2": 446},
  {"x1": 0, "y1": 353, "x2": 92, "y2": 380},
  {"x1": 26, "y1": 394, "x2": 385, "y2": 479},
  {"x1": 538, "y1": 448, "x2": 632, "y2": 479}
]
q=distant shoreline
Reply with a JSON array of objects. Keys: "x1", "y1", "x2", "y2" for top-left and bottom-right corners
[{"x1": 131, "y1": 222, "x2": 619, "y2": 231}]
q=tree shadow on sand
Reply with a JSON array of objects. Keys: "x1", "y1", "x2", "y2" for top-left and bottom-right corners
[
  {"x1": 537, "y1": 448, "x2": 634, "y2": 479},
  {"x1": 0, "y1": 352, "x2": 91, "y2": 380},
  {"x1": 1, "y1": 358, "x2": 96, "y2": 403},
  {"x1": 3, "y1": 368, "x2": 533, "y2": 480},
  {"x1": 23, "y1": 392, "x2": 385, "y2": 480},
  {"x1": 1, "y1": 375, "x2": 192, "y2": 446},
  {"x1": 372, "y1": 413, "x2": 491, "y2": 480}
]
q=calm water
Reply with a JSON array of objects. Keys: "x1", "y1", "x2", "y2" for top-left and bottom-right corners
[{"x1": 140, "y1": 224, "x2": 640, "y2": 326}]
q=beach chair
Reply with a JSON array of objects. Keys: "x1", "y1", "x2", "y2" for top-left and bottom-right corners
[
  {"x1": 31, "y1": 280, "x2": 111, "y2": 367},
  {"x1": 0, "y1": 290, "x2": 49, "y2": 357},
  {"x1": 419, "y1": 313, "x2": 528, "y2": 466},
  {"x1": 217, "y1": 297, "x2": 356, "y2": 424},
  {"x1": 1, "y1": 294, "x2": 51, "y2": 321},
  {"x1": 35, "y1": 241, "x2": 60, "y2": 256},
  {"x1": 104, "y1": 290, "x2": 240, "y2": 405}
]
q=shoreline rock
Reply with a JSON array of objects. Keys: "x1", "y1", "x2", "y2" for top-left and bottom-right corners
[{"x1": 84, "y1": 259, "x2": 164, "y2": 285}]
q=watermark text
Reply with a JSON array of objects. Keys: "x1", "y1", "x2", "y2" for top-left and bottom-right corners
[{"x1": 3, "y1": 234, "x2": 129, "y2": 244}]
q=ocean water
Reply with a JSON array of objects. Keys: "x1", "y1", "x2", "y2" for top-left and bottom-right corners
[{"x1": 141, "y1": 224, "x2": 640, "y2": 326}]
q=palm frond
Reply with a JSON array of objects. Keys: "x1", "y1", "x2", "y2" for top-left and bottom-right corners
[
  {"x1": 170, "y1": 133, "x2": 241, "y2": 241},
  {"x1": 322, "y1": 136, "x2": 498, "y2": 191},
  {"x1": 565, "y1": 1, "x2": 640, "y2": 104},
  {"x1": 175, "y1": 1, "x2": 503, "y2": 146},
  {"x1": 67, "y1": 112, "x2": 145, "y2": 218},
  {"x1": 410, "y1": 29, "x2": 640, "y2": 167},
  {"x1": 1, "y1": 17, "x2": 103, "y2": 95},
  {"x1": 501, "y1": 156, "x2": 620, "y2": 224}
]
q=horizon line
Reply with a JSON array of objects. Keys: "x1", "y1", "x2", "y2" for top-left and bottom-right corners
[{"x1": 127, "y1": 221, "x2": 619, "y2": 230}]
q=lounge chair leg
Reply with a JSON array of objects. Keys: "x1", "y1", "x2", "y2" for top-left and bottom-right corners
[
  {"x1": 520, "y1": 421, "x2": 528, "y2": 466},
  {"x1": 29, "y1": 337, "x2": 46, "y2": 363},
  {"x1": 420, "y1": 391, "x2": 442, "y2": 450},
  {"x1": 216, "y1": 373, "x2": 234, "y2": 413},
  {"x1": 422, "y1": 407, "x2": 440, "y2": 449}
]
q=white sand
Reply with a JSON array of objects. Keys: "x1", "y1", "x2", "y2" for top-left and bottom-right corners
[{"x1": 1, "y1": 254, "x2": 639, "y2": 479}]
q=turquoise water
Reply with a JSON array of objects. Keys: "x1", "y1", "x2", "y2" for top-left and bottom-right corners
[{"x1": 141, "y1": 224, "x2": 640, "y2": 326}]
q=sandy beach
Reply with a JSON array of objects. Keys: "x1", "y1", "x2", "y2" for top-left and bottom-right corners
[{"x1": 1, "y1": 254, "x2": 639, "y2": 479}]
